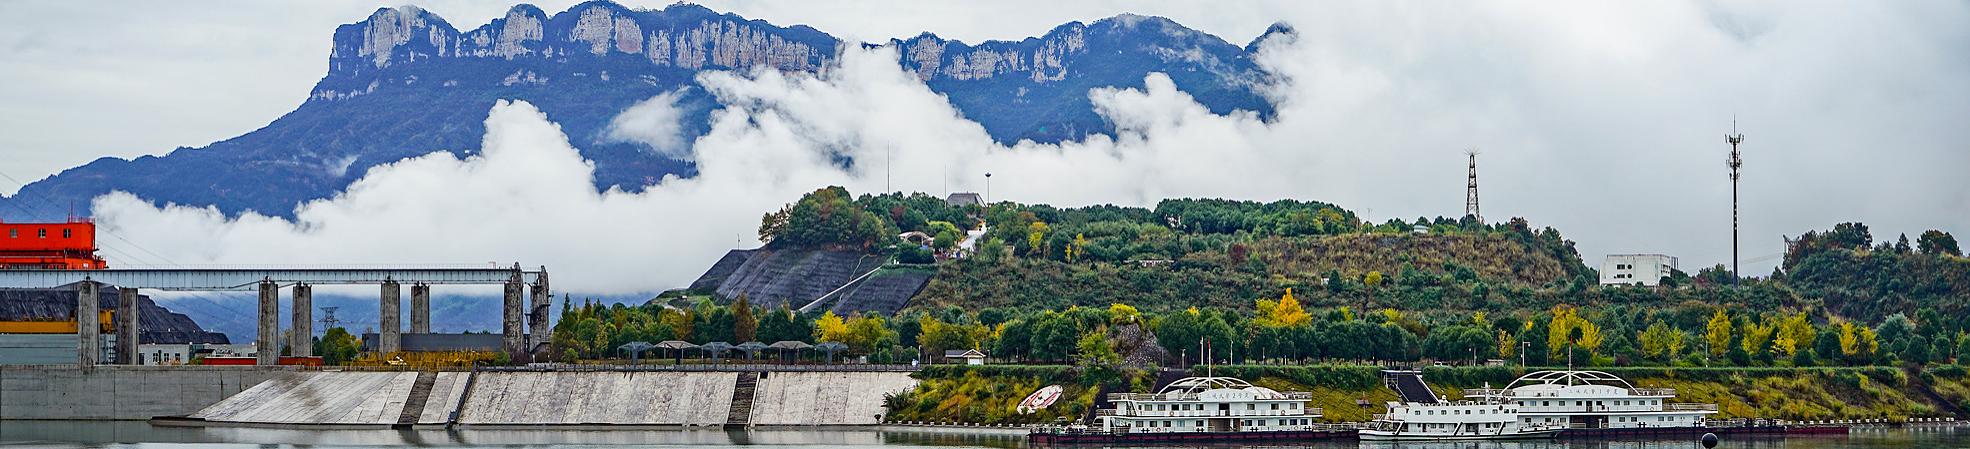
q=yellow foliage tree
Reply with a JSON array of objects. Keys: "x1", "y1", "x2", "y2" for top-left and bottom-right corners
[
  {"x1": 814, "y1": 310, "x2": 849, "y2": 343},
  {"x1": 1255, "y1": 288, "x2": 1312, "y2": 327},
  {"x1": 1026, "y1": 221, "x2": 1051, "y2": 257},
  {"x1": 1109, "y1": 303, "x2": 1141, "y2": 325},
  {"x1": 1741, "y1": 320, "x2": 1775, "y2": 354},
  {"x1": 1497, "y1": 330, "x2": 1519, "y2": 358},
  {"x1": 1705, "y1": 309, "x2": 1733, "y2": 358},
  {"x1": 1773, "y1": 313, "x2": 1815, "y2": 357},
  {"x1": 1548, "y1": 305, "x2": 1604, "y2": 357}
]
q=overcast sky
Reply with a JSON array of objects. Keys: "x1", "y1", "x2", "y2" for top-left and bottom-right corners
[{"x1": 2, "y1": 1, "x2": 1967, "y2": 291}]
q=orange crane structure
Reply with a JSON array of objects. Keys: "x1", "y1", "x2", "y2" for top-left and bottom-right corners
[{"x1": 0, "y1": 218, "x2": 109, "y2": 270}]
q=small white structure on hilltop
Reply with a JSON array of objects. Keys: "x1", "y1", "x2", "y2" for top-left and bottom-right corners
[
  {"x1": 1599, "y1": 254, "x2": 1678, "y2": 286},
  {"x1": 945, "y1": 192, "x2": 983, "y2": 207}
]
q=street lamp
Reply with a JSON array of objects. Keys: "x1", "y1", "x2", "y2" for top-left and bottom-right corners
[{"x1": 984, "y1": 172, "x2": 992, "y2": 204}]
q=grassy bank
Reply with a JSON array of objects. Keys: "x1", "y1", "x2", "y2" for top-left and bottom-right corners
[{"x1": 885, "y1": 364, "x2": 1967, "y2": 425}]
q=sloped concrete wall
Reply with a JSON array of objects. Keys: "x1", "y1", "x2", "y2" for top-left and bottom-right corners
[
  {"x1": 188, "y1": 372, "x2": 417, "y2": 425},
  {"x1": 455, "y1": 371, "x2": 737, "y2": 426},
  {"x1": 0, "y1": 365, "x2": 291, "y2": 420},
  {"x1": 748, "y1": 371, "x2": 916, "y2": 425}
]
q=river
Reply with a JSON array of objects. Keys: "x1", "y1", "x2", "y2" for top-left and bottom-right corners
[{"x1": 2, "y1": 422, "x2": 1968, "y2": 448}]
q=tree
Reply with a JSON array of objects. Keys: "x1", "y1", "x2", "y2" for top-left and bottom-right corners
[
  {"x1": 1741, "y1": 319, "x2": 1776, "y2": 362},
  {"x1": 1639, "y1": 321, "x2": 1679, "y2": 362},
  {"x1": 1027, "y1": 221, "x2": 1051, "y2": 257},
  {"x1": 814, "y1": 311, "x2": 849, "y2": 343},
  {"x1": 1705, "y1": 310, "x2": 1732, "y2": 359},
  {"x1": 1076, "y1": 328, "x2": 1124, "y2": 385},
  {"x1": 314, "y1": 327, "x2": 361, "y2": 365},
  {"x1": 1773, "y1": 313, "x2": 1816, "y2": 359},
  {"x1": 732, "y1": 296, "x2": 758, "y2": 343},
  {"x1": 1548, "y1": 306, "x2": 1603, "y2": 357},
  {"x1": 1255, "y1": 288, "x2": 1312, "y2": 327},
  {"x1": 1917, "y1": 230, "x2": 1961, "y2": 256}
]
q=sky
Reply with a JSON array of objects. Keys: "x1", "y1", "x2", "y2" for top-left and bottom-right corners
[{"x1": 2, "y1": 1, "x2": 1968, "y2": 296}]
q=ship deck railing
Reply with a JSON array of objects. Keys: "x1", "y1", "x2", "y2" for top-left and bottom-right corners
[
  {"x1": 1463, "y1": 387, "x2": 1678, "y2": 398},
  {"x1": 1108, "y1": 392, "x2": 1314, "y2": 402},
  {"x1": 1098, "y1": 408, "x2": 1324, "y2": 418}
]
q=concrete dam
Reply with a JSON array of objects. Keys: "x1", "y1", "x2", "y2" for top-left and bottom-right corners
[{"x1": 162, "y1": 369, "x2": 917, "y2": 428}]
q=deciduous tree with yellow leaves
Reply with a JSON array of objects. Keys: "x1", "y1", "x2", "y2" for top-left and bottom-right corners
[{"x1": 1254, "y1": 288, "x2": 1313, "y2": 327}]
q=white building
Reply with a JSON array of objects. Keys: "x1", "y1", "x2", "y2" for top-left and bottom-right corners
[
  {"x1": 137, "y1": 343, "x2": 193, "y2": 365},
  {"x1": 1599, "y1": 254, "x2": 1678, "y2": 286}
]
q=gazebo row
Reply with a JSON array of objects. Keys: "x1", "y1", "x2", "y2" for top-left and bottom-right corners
[{"x1": 617, "y1": 340, "x2": 852, "y2": 364}]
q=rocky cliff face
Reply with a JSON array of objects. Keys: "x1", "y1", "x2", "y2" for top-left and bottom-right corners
[{"x1": 1, "y1": 1, "x2": 1281, "y2": 222}]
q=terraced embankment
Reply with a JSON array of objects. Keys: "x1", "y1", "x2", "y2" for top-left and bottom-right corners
[{"x1": 688, "y1": 248, "x2": 930, "y2": 314}]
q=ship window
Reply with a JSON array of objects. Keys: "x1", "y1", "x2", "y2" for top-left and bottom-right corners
[
  {"x1": 39, "y1": 228, "x2": 47, "y2": 238},
  {"x1": 62, "y1": 229, "x2": 71, "y2": 238},
  {"x1": 1270, "y1": 404, "x2": 1279, "y2": 410}
]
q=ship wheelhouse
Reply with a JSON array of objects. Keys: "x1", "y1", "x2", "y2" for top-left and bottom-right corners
[{"x1": 1099, "y1": 376, "x2": 1322, "y2": 433}]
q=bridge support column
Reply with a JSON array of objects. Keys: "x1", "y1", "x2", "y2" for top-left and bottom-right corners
[
  {"x1": 380, "y1": 281, "x2": 401, "y2": 354},
  {"x1": 257, "y1": 280, "x2": 277, "y2": 366},
  {"x1": 77, "y1": 280, "x2": 99, "y2": 369},
  {"x1": 410, "y1": 283, "x2": 430, "y2": 334},
  {"x1": 503, "y1": 275, "x2": 524, "y2": 362},
  {"x1": 116, "y1": 287, "x2": 139, "y2": 364},
  {"x1": 528, "y1": 269, "x2": 549, "y2": 359},
  {"x1": 291, "y1": 284, "x2": 312, "y2": 357}
]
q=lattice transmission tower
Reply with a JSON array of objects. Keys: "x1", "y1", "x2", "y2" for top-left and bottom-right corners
[{"x1": 1465, "y1": 149, "x2": 1482, "y2": 223}]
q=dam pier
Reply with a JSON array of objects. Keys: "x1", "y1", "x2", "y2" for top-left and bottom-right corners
[{"x1": 0, "y1": 265, "x2": 551, "y2": 366}]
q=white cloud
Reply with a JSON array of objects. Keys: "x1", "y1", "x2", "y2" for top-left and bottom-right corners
[
  {"x1": 604, "y1": 89, "x2": 692, "y2": 157},
  {"x1": 74, "y1": 1, "x2": 1970, "y2": 298}
]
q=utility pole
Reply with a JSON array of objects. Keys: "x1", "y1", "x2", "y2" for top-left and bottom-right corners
[
  {"x1": 1465, "y1": 149, "x2": 1482, "y2": 224},
  {"x1": 1726, "y1": 120, "x2": 1745, "y2": 286}
]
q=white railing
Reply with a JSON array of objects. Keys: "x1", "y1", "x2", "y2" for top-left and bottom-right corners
[
  {"x1": 1465, "y1": 387, "x2": 1677, "y2": 398},
  {"x1": 1108, "y1": 392, "x2": 1313, "y2": 401},
  {"x1": 1109, "y1": 409, "x2": 1320, "y2": 418},
  {"x1": 1667, "y1": 403, "x2": 1719, "y2": 411}
]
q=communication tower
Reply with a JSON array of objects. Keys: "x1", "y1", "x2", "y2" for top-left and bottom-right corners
[{"x1": 1726, "y1": 121, "x2": 1745, "y2": 286}]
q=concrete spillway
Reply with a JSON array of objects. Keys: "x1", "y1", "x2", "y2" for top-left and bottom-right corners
[
  {"x1": 455, "y1": 371, "x2": 738, "y2": 426},
  {"x1": 747, "y1": 372, "x2": 917, "y2": 425},
  {"x1": 157, "y1": 369, "x2": 917, "y2": 428},
  {"x1": 185, "y1": 371, "x2": 469, "y2": 426}
]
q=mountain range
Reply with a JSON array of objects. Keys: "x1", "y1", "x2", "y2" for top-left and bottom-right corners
[{"x1": 1, "y1": 1, "x2": 1282, "y2": 220}]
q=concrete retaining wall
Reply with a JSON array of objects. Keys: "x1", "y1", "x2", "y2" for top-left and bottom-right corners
[
  {"x1": 187, "y1": 372, "x2": 417, "y2": 425},
  {"x1": 749, "y1": 371, "x2": 916, "y2": 425},
  {"x1": 456, "y1": 371, "x2": 737, "y2": 426},
  {"x1": 0, "y1": 365, "x2": 294, "y2": 420}
]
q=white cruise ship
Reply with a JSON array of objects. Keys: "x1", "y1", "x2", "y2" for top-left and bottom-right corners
[
  {"x1": 1359, "y1": 398, "x2": 1562, "y2": 440},
  {"x1": 1464, "y1": 370, "x2": 1719, "y2": 430},
  {"x1": 1098, "y1": 376, "x2": 1323, "y2": 433}
]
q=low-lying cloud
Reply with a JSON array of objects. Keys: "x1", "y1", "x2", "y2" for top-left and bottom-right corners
[{"x1": 93, "y1": 2, "x2": 1970, "y2": 296}]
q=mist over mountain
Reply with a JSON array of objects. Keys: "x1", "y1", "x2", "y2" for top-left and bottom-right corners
[{"x1": 0, "y1": 1, "x2": 1274, "y2": 220}]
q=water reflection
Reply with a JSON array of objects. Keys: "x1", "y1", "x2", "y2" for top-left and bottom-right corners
[{"x1": 0, "y1": 421, "x2": 1965, "y2": 449}]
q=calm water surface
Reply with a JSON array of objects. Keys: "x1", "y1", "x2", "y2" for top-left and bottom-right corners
[{"x1": 3, "y1": 422, "x2": 1968, "y2": 448}]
